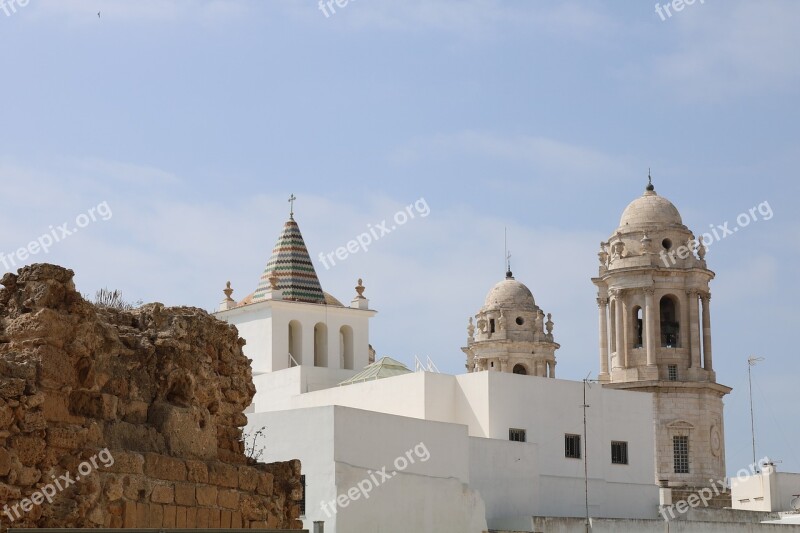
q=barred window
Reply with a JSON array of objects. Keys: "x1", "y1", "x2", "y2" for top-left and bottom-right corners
[
  {"x1": 668, "y1": 365, "x2": 678, "y2": 381},
  {"x1": 509, "y1": 428, "x2": 526, "y2": 442},
  {"x1": 673, "y1": 436, "x2": 689, "y2": 474},
  {"x1": 611, "y1": 441, "x2": 628, "y2": 465},
  {"x1": 565, "y1": 434, "x2": 581, "y2": 459}
]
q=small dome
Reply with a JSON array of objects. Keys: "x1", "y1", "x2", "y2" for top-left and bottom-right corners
[
  {"x1": 484, "y1": 277, "x2": 536, "y2": 311},
  {"x1": 619, "y1": 190, "x2": 683, "y2": 229}
]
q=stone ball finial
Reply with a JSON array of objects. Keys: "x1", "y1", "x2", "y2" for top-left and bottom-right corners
[
  {"x1": 355, "y1": 278, "x2": 366, "y2": 299},
  {"x1": 223, "y1": 281, "x2": 234, "y2": 301}
]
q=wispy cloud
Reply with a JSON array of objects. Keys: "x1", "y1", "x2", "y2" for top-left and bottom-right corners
[
  {"x1": 653, "y1": 0, "x2": 800, "y2": 100},
  {"x1": 391, "y1": 130, "x2": 632, "y2": 182}
]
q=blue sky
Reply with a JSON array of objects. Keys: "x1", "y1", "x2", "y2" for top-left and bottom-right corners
[{"x1": 1, "y1": 0, "x2": 798, "y2": 477}]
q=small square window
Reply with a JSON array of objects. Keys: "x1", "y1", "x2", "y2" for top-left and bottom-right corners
[
  {"x1": 509, "y1": 428, "x2": 526, "y2": 442},
  {"x1": 611, "y1": 441, "x2": 628, "y2": 465},
  {"x1": 668, "y1": 365, "x2": 678, "y2": 381},
  {"x1": 565, "y1": 434, "x2": 581, "y2": 459}
]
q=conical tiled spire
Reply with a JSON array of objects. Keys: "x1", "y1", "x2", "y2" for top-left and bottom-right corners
[{"x1": 252, "y1": 218, "x2": 325, "y2": 304}]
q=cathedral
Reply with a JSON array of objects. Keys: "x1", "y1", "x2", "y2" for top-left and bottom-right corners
[{"x1": 210, "y1": 180, "x2": 796, "y2": 533}]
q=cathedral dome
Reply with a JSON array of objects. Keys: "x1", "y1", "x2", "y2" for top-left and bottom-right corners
[
  {"x1": 619, "y1": 189, "x2": 683, "y2": 229},
  {"x1": 484, "y1": 276, "x2": 536, "y2": 311}
]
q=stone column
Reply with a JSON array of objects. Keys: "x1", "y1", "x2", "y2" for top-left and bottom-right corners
[
  {"x1": 701, "y1": 293, "x2": 713, "y2": 371},
  {"x1": 499, "y1": 356, "x2": 509, "y2": 373},
  {"x1": 597, "y1": 298, "x2": 609, "y2": 376},
  {"x1": 644, "y1": 288, "x2": 656, "y2": 366},
  {"x1": 622, "y1": 296, "x2": 630, "y2": 368},
  {"x1": 613, "y1": 290, "x2": 625, "y2": 368},
  {"x1": 688, "y1": 290, "x2": 701, "y2": 368},
  {"x1": 548, "y1": 360, "x2": 556, "y2": 378},
  {"x1": 610, "y1": 299, "x2": 617, "y2": 354}
]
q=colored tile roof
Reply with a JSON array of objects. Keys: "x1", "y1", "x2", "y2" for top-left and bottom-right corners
[{"x1": 252, "y1": 217, "x2": 326, "y2": 304}]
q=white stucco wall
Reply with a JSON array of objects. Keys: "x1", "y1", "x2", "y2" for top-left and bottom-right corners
[
  {"x1": 248, "y1": 369, "x2": 659, "y2": 527},
  {"x1": 215, "y1": 299, "x2": 375, "y2": 374},
  {"x1": 732, "y1": 467, "x2": 800, "y2": 512},
  {"x1": 247, "y1": 405, "x2": 487, "y2": 533}
]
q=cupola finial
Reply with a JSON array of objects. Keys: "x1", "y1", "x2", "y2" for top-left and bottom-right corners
[
  {"x1": 646, "y1": 169, "x2": 655, "y2": 192},
  {"x1": 505, "y1": 227, "x2": 513, "y2": 279},
  {"x1": 288, "y1": 193, "x2": 297, "y2": 219}
]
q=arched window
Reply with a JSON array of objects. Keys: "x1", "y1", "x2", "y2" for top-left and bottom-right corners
[
  {"x1": 512, "y1": 364, "x2": 527, "y2": 375},
  {"x1": 339, "y1": 326, "x2": 354, "y2": 370},
  {"x1": 314, "y1": 323, "x2": 328, "y2": 367},
  {"x1": 633, "y1": 306, "x2": 643, "y2": 348},
  {"x1": 660, "y1": 296, "x2": 680, "y2": 348},
  {"x1": 288, "y1": 321, "x2": 302, "y2": 366}
]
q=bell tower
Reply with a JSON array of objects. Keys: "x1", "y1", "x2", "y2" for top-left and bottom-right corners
[
  {"x1": 592, "y1": 178, "x2": 731, "y2": 488},
  {"x1": 462, "y1": 269, "x2": 559, "y2": 377}
]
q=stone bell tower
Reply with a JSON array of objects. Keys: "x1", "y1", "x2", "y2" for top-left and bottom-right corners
[
  {"x1": 592, "y1": 177, "x2": 731, "y2": 488},
  {"x1": 462, "y1": 269, "x2": 559, "y2": 377}
]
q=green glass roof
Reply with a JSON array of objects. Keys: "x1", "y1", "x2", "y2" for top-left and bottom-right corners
[{"x1": 339, "y1": 357, "x2": 412, "y2": 386}]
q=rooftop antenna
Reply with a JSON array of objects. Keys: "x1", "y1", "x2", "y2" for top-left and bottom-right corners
[
  {"x1": 582, "y1": 373, "x2": 597, "y2": 533},
  {"x1": 748, "y1": 356, "x2": 765, "y2": 471},
  {"x1": 505, "y1": 227, "x2": 512, "y2": 278},
  {"x1": 288, "y1": 193, "x2": 297, "y2": 219}
]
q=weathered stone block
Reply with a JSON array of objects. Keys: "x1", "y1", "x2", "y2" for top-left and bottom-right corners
[
  {"x1": 69, "y1": 390, "x2": 118, "y2": 420},
  {"x1": 105, "y1": 450, "x2": 144, "y2": 474},
  {"x1": 143, "y1": 452, "x2": 186, "y2": 481},
  {"x1": 186, "y1": 459, "x2": 208, "y2": 483},
  {"x1": 196, "y1": 484, "x2": 218, "y2": 507},
  {"x1": 218, "y1": 488, "x2": 240, "y2": 509},
  {"x1": 163, "y1": 504, "x2": 177, "y2": 528},
  {"x1": 151, "y1": 483, "x2": 175, "y2": 504},
  {"x1": 174, "y1": 483, "x2": 196, "y2": 506},
  {"x1": 209, "y1": 461, "x2": 239, "y2": 488},
  {"x1": 148, "y1": 401, "x2": 216, "y2": 460}
]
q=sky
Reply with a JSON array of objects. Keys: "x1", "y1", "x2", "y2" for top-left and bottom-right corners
[{"x1": 1, "y1": 0, "x2": 799, "y2": 478}]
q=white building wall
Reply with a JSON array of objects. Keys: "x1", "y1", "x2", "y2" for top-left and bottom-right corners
[
  {"x1": 249, "y1": 369, "x2": 659, "y2": 525},
  {"x1": 215, "y1": 299, "x2": 375, "y2": 374},
  {"x1": 732, "y1": 467, "x2": 800, "y2": 512},
  {"x1": 247, "y1": 405, "x2": 488, "y2": 533},
  {"x1": 469, "y1": 437, "x2": 541, "y2": 525}
]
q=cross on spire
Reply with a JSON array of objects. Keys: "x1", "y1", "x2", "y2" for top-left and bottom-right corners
[
  {"x1": 288, "y1": 193, "x2": 297, "y2": 219},
  {"x1": 505, "y1": 227, "x2": 513, "y2": 279}
]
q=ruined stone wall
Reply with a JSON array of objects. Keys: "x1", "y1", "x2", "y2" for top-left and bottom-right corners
[{"x1": 0, "y1": 264, "x2": 303, "y2": 530}]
